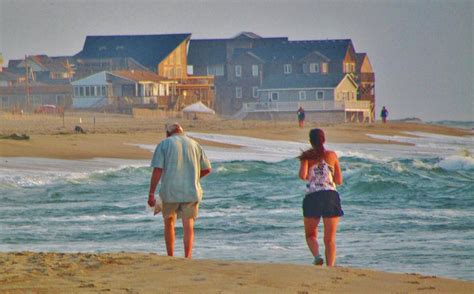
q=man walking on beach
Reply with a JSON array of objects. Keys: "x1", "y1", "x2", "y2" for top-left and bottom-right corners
[
  {"x1": 297, "y1": 107, "x2": 305, "y2": 128},
  {"x1": 148, "y1": 123, "x2": 211, "y2": 258},
  {"x1": 380, "y1": 106, "x2": 389, "y2": 123}
]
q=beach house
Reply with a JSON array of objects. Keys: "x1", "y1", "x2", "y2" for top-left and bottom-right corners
[
  {"x1": 74, "y1": 34, "x2": 215, "y2": 110},
  {"x1": 71, "y1": 70, "x2": 175, "y2": 110},
  {"x1": 355, "y1": 53, "x2": 376, "y2": 121},
  {"x1": 188, "y1": 32, "x2": 375, "y2": 121},
  {"x1": 7, "y1": 55, "x2": 74, "y2": 83}
]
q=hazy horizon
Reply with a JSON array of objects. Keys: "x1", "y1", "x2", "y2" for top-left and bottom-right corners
[{"x1": 1, "y1": 0, "x2": 472, "y2": 121}]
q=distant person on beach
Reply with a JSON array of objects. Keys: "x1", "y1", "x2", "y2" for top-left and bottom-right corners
[
  {"x1": 148, "y1": 123, "x2": 212, "y2": 258},
  {"x1": 381, "y1": 106, "x2": 389, "y2": 123},
  {"x1": 297, "y1": 107, "x2": 305, "y2": 128},
  {"x1": 299, "y1": 128, "x2": 343, "y2": 266}
]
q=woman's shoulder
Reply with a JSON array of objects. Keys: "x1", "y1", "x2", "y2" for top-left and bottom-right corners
[
  {"x1": 324, "y1": 150, "x2": 338, "y2": 157},
  {"x1": 324, "y1": 150, "x2": 339, "y2": 162}
]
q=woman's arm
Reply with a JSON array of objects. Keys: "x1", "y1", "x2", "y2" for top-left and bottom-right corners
[
  {"x1": 332, "y1": 154, "x2": 343, "y2": 185},
  {"x1": 299, "y1": 159, "x2": 308, "y2": 180}
]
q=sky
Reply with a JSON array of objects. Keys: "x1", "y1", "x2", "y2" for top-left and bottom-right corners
[{"x1": 0, "y1": 0, "x2": 472, "y2": 121}]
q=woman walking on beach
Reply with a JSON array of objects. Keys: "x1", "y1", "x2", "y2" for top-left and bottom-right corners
[{"x1": 299, "y1": 128, "x2": 343, "y2": 266}]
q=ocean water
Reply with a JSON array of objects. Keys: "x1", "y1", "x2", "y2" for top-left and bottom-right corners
[{"x1": 1, "y1": 131, "x2": 473, "y2": 281}]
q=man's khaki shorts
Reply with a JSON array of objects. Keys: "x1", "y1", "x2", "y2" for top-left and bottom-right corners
[{"x1": 162, "y1": 202, "x2": 199, "y2": 220}]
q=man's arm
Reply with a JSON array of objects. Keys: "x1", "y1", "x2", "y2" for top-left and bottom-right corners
[
  {"x1": 148, "y1": 168, "x2": 162, "y2": 206},
  {"x1": 200, "y1": 168, "x2": 211, "y2": 178}
]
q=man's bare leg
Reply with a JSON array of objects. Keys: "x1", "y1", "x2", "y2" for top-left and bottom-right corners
[
  {"x1": 182, "y1": 217, "x2": 194, "y2": 259},
  {"x1": 164, "y1": 217, "x2": 176, "y2": 256}
]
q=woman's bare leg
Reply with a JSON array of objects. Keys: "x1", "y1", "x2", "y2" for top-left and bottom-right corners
[
  {"x1": 323, "y1": 216, "x2": 339, "y2": 266},
  {"x1": 304, "y1": 217, "x2": 321, "y2": 257}
]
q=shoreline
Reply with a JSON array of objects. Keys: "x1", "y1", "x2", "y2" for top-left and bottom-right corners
[
  {"x1": 1, "y1": 252, "x2": 472, "y2": 293},
  {"x1": 1, "y1": 114, "x2": 472, "y2": 160}
]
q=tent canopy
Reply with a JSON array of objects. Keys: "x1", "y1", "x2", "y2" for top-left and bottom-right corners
[{"x1": 182, "y1": 102, "x2": 215, "y2": 114}]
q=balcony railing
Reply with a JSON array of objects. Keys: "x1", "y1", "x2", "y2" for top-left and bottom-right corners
[{"x1": 242, "y1": 100, "x2": 371, "y2": 113}]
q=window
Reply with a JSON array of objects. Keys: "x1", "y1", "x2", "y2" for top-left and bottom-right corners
[
  {"x1": 235, "y1": 65, "x2": 242, "y2": 77},
  {"x1": 321, "y1": 62, "x2": 328, "y2": 74},
  {"x1": 85, "y1": 86, "x2": 90, "y2": 96},
  {"x1": 252, "y1": 87, "x2": 259, "y2": 98},
  {"x1": 102, "y1": 86, "x2": 107, "y2": 97},
  {"x1": 252, "y1": 64, "x2": 259, "y2": 77},
  {"x1": 206, "y1": 65, "x2": 224, "y2": 76},
  {"x1": 74, "y1": 86, "x2": 79, "y2": 97},
  {"x1": 283, "y1": 64, "x2": 292, "y2": 74},
  {"x1": 269, "y1": 92, "x2": 279, "y2": 101},
  {"x1": 92, "y1": 86, "x2": 97, "y2": 97},
  {"x1": 299, "y1": 91, "x2": 306, "y2": 100},
  {"x1": 316, "y1": 91, "x2": 324, "y2": 100},
  {"x1": 235, "y1": 87, "x2": 242, "y2": 99},
  {"x1": 309, "y1": 63, "x2": 319, "y2": 73},
  {"x1": 79, "y1": 87, "x2": 84, "y2": 97}
]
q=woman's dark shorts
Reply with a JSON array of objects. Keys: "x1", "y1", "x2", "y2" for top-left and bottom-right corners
[{"x1": 303, "y1": 190, "x2": 344, "y2": 218}]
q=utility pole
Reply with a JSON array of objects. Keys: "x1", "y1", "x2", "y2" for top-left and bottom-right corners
[{"x1": 24, "y1": 55, "x2": 31, "y2": 112}]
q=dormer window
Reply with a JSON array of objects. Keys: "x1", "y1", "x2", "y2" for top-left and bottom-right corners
[
  {"x1": 284, "y1": 64, "x2": 292, "y2": 74},
  {"x1": 309, "y1": 63, "x2": 319, "y2": 73},
  {"x1": 344, "y1": 62, "x2": 355, "y2": 73},
  {"x1": 321, "y1": 62, "x2": 328, "y2": 74}
]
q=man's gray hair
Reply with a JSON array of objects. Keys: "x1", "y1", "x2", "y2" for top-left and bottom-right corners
[{"x1": 165, "y1": 123, "x2": 183, "y2": 134}]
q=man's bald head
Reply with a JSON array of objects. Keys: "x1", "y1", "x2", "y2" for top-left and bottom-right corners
[{"x1": 165, "y1": 123, "x2": 184, "y2": 136}]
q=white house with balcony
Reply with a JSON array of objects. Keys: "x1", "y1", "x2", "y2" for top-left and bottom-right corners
[
  {"x1": 71, "y1": 70, "x2": 174, "y2": 109},
  {"x1": 240, "y1": 73, "x2": 371, "y2": 122}
]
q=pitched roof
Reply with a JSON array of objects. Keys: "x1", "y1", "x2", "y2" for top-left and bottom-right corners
[
  {"x1": 111, "y1": 70, "x2": 168, "y2": 83},
  {"x1": 233, "y1": 32, "x2": 262, "y2": 39},
  {"x1": 230, "y1": 39, "x2": 352, "y2": 65},
  {"x1": 188, "y1": 34, "x2": 288, "y2": 67},
  {"x1": 291, "y1": 39, "x2": 353, "y2": 62},
  {"x1": 188, "y1": 39, "x2": 228, "y2": 66},
  {"x1": 75, "y1": 34, "x2": 191, "y2": 70},
  {"x1": 233, "y1": 45, "x2": 317, "y2": 63},
  {"x1": 356, "y1": 53, "x2": 367, "y2": 72},
  {"x1": 260, "y1": 73, "x2": 349, "y2": 90},
  {"x1": 8, "y1": 55, "x2": 70, "y2": 72}
]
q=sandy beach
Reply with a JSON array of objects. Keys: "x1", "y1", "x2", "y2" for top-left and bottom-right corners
[
  {"x1": 1, "y1": 252, "x2": 472, "y2": 294},
  {"x1": 1, "y1": 112, "x2": 473, "y2": 293},
  {"x1": 0, "y1": 112, "x2": 471, "y2": 159}
]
